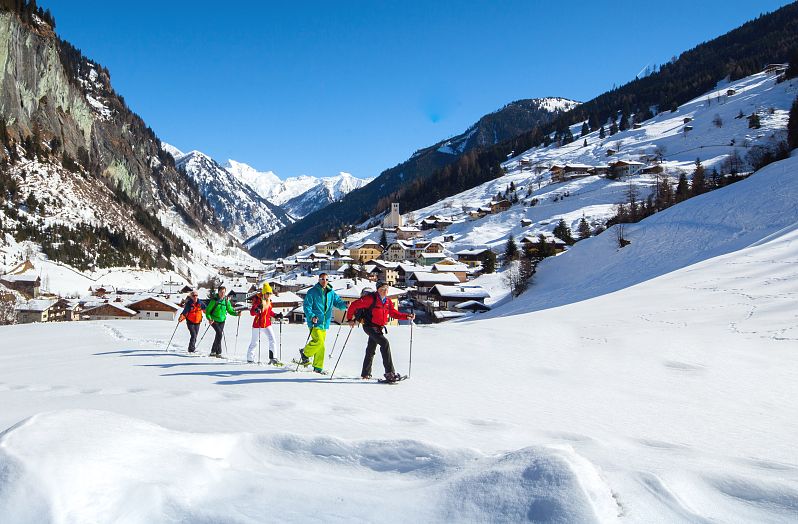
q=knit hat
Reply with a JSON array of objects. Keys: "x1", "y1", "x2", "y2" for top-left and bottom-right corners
[
  {"x1": 262, "y1": 282, "x2": 273, "y2": 294},
  {"x1": 375, "y1": 281, "x2": 388, "y2": 290}
]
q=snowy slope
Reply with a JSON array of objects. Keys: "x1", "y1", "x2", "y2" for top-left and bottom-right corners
[
  {"x1": 1, "y1": 175, "x2": 796, "y2": 521},
  {"x1": 175, "y1": 151, "x2": 292, "y2": 242},
  {"x1": 328, "y1": 71, "x2": 795, "y2": 265}
]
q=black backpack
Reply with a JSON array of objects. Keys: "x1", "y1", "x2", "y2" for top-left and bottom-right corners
[{"x1": 353, "y1": 292, "x2": 379, "y2": 326}]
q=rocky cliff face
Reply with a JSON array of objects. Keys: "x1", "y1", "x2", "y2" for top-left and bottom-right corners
[{"x1": 0, "y1": 9, "x2": 224, "y2": 273}]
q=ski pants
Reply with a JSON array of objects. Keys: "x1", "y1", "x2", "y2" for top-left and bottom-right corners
[
  {"x1": 247, "y1": 326, "x2": 276, "y2": 362},
  {"x1": 302, "y1": 327, "x2": 327, "y2": 370},
  {"x1": 210, "y1": 321, "x2": 225, "y2": 355},
  {"x1": 362, "y1": 325, "x2": 394, "y2": 377},
  {"x1": 186, "y1": 321, "x2": 200, "y2": 352}
]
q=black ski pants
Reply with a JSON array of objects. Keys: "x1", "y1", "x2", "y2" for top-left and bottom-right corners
[
  {"x1": 186, "y1": 321, "x2": 200, "y2": 352},
  {"x1": 361, "y1": 325, "x2": 394, "y2": 377},
  {"x1": 210, "y1": 321, "x2": 226, "y2": 355}
]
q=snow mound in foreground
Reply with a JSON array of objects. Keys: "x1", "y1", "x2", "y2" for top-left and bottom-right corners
[{"x1": 0, "y1": 410, "x2": 619, "y2": 523}]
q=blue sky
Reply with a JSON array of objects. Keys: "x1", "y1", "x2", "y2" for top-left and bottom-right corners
[{"x1": 45, "y1": 1, "x2": 792, "y2": 179}]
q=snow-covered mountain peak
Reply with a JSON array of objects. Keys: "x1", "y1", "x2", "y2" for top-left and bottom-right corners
[
  {"x1": 533, "y1": 97, "x2": 580, "y2": 113},
  {"x1": 160, "y1": 142, "x2": 186, "y2": 162}
]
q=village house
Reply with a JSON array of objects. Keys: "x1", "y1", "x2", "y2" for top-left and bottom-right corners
[
  {"x1": 431, "y1": 262, "x2": 470, "y2": 283},
  {"x1": 407, "y1": 271, "x2": 461, "y2": 303},
  {"x1": 348, "y1": 239, "x2": 383, "y2": 264},
  {"x1": 270, "y1": 291, "x2": 303, "y2": 322},
  {"x1": 127, "y1": 296, "x2": 181, "y2": 321},
  {"x1": 223, "y1": 281, "x2": 258, "y2": 304},
  {"x1": 1, "y1": 274, "x2": 41, "y2": 298},
  {"x1": 426, "y1": 284, "x2": 490, "y2": 317},
  {"x1": 455, "y1": 248, "x2": 493, "y2": 268},
  {"x1": 89, "y1": 285, "x2": 113, "y2": 298},
  {"x1": 608, "y1": 159, "x2": 645, "y2": 178},
  {"x1": 521, "y1": 218, "x2": 533, "y2": 227},
  {"x1": 521, "y1": 235, "x2": 568, "y2": 256},
  {"x1": 383, "y1": 241, "x2": 410, "y2": 262},
  {"x1": 82, "y1": 302, "x2": 138, "y2": 321},
  {"x1": 314, "y1": 240, "x2": 344, "y2": 255},
  {"x1": 395, "y1": 226, "x2": 422, "y2": 241},
  {"x1": 49, "y1": 298, "x2": 83, "y2": 322},
  {"x1": 395, "y1": 262, "x2": 425, "y2": 287},
  {"x1": 553, "y1": 164, "x2": 593, "y2": 183},
  {"x1": 454, "y1": 300, "x2": 491, "y2": 314},
  {"x1": 15, "y1": 299, "x2": 57, "y2": 324},
  {"x1": 489, "y1": 199, "x2": 512, "y2": 213},
  {"x1": 416, "y1": 252, "x2": 448, "y2": 266}
]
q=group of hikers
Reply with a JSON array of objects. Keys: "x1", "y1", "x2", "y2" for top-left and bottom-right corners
[{"x1": 177, "y1": 273, "x2": 414, "y2": 383}]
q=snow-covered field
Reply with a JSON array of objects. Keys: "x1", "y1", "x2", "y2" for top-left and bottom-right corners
[{"x1": 1, "y1": 155, "x2": 797, "y2": 522}]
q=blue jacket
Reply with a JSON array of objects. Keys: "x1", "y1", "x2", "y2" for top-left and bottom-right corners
[{"x1": 303, "y1": 283, "x2": 347, "y2": 329}]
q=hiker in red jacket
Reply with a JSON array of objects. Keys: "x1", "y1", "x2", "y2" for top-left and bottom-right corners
[
  {"x1": 247, "y1": 282, "x2": 283, "y2": 365},
  {"x1": 346, "y1": 281, "x2": 414, "y2": 382}
]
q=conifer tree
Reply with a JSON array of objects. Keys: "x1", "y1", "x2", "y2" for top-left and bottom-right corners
[
  {"x1": 599, "y1": 125, "x2": 606, "y2": 139},
  {"x1": 788, "y1": 96, "x2": 798, "y2": 150},
  {"x1": 577, "y1": 217, "x2": 591, "y2": 240},
  {"x1": 504, "y1": 234, "x2": 519, "y2": 264},
  {"x1": 675, "y1": 173, "x2": 690, "y2": 201},
  {"x1": 691, "y1": 158, "x2": 706, "y2": 196},
  {"x1": 748, "y1": 113, "x2": 761, "y2": 129},
  {"x1": 609, "y1": 120, "x2": 619, "y2": 135},
  {"x1": 553, "y1": 218, "x2": 575, "y2": 245},
  {"x1": 580, "y1": 122, "x2": 590, "y2": 137}
]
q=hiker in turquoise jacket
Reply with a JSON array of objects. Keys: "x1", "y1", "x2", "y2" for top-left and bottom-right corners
[
  {"x1": 299, "y1": 273, "x2": 347, "y2": 373},
  {"x1": 205, "y1": 285, "x2": 239, "y2": 357}
]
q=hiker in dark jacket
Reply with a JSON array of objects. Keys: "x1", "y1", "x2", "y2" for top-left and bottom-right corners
[
  {"x1": 347, "y1": 281, "x2": 414, "y2": 382},
  {"x1": 179, "y1": 290, "x2": 205, "y2": 353}
]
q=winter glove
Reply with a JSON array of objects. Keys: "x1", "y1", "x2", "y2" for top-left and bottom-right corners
[
  {"x1": 178, "y1": 314, "x2": 185, "y2": 323},
  {"x1": 275, "y1": 312, "x2": 283, "y2": 319}
]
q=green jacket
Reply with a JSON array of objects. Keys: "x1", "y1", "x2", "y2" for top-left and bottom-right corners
[{"x1": 205, "y1": 294, "x2": 238, "y2": 323}]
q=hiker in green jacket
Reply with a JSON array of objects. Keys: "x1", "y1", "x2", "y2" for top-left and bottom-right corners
[{"x1": 205, "y1": 285, "x2": 238, "y2": 357}]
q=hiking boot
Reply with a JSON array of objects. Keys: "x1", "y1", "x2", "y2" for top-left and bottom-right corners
[
  {"x1": 313, "y1": 367, "x2": 327, "y2": 375},
  {"x1": 247, "y1": 360, "x2": 255, "y2": 364},
  {"x1": 268, "y1": 358, "x2": 279, "y2": 365},
  {"x1": 383, "y1": 372, "x2": 399, "y2": 383},
  {"x1": 361, "y1": 375, "x2": 372, "y2": 380},
  {"x1": 298, "y1": 350, "x2": 310, "y2": 365}
]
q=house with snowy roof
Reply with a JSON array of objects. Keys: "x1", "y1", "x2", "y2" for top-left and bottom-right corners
[
  {"x1": 427, "y1": 284, "x2": 490, "y2": 313},
  {"x1": 1, "y1": 274, "x2": 41, "y2": 298},
  {"x1": 608, "y1": 159, "x2": 645, "y2": 178},
  {"x1": 15, "y1": 299, "x2": 57, "y2": 323},
  {"x1": 82, "y1": 302, "x2": 138, "y2": 320},
  {"x1": 407, "y1": 271, "x2": 461, "y2": 302},
  {"x1": 127, "y1": 296, "x2": 181, "y2": 321},
  {"x1": 348, "y1": 239, "x2": 383, "y2": 263},
  {"x1": 455, "y1": 248, "x2": 493, "y2": 267}
]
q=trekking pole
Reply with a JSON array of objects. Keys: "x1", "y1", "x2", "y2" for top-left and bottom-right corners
[
  {"x1": 328, "y1": 322, "x2": 344, "y2": 358},
  {"x1": 165, "y1": 320, "x2": 180, "y2": 352},
  {"x1": 296, "y1": 329, "x2": 313, "y2": 371},
  {"x1": 234, "y1": 315, "x2": 242, "y2": 358},
  {"x1": 258, "y1": 328, "x2": 262, "y2": 364},
  {"x1": 329, "y1": 325, "x2": 354, "y2": 380},
  {"x1": 408, "y1": 320, "x2": 414, "y2": 378},
  {"x1": 197, "y1": 322, "x2": 212, "y2": 347},
  {"x1": 278, "y1": 318, "x2": 282, "y2": 361}
]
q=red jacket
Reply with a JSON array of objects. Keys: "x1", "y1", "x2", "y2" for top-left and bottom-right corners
[
  {"x1": 346, "y1": 292, "x2": 409, "y2": 327},
  {"x1": 250, "y1": 294, "x2": 276, "y2": 328}
]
